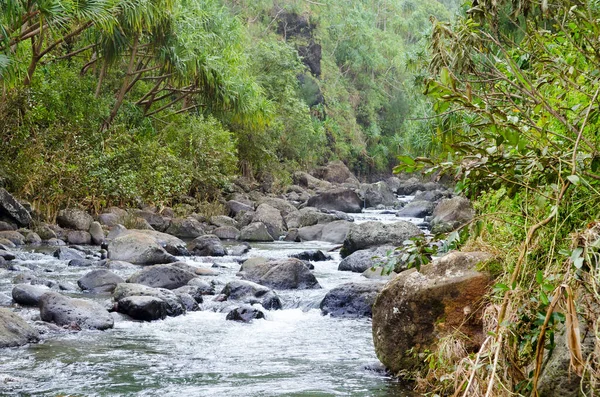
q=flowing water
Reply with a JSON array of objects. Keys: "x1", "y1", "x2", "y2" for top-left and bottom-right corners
[{"x1": 0, "y1": 207, "x2": 423, "y2": 396}]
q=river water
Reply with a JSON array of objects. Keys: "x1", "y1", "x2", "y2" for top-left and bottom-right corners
[{"x1": 0, "y1": 208, "x2": 422, "y2": 396}]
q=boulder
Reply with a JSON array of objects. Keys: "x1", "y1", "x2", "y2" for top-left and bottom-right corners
[
  {"x1": 256, "y1": 197, "x2": 298, "y2": 218},
  {"x1": 289, "y1": 207, "x2": 339, "y2": 228},
  {"x1": 187, "y1": 235, "x2": 226, "y2": 257},
  {"x1": 252, "y1": 204, "x2": 286, "y2": 239},
  {"x1": 89, "y1": 221, "x2": 105, "y2": 245},
  {"x1": 133, "y1": 229, "x2": 188, "y2": 256},
  {"x1": 174, "y1": 292, "x2": 199, "y2": 312},
  {"x1": 25, "y1": 232, "x2": 42, "y2": 245},
  {"x1": 132, "y1": 210, "x2": 170, "y2": 232},
  {"x1": 362, "y1": 267, "x2": 398, "y2": 280},
  {"x1": 0, "y1": 250, "x2": 15, "y2": 260},
  {"x1": 361, "y1": 182, "x2": 398, "y2": 208},
  {"x1": 338, "y1": 246, "x2": 395, "y2": 273},
  {"x1": 293, "y1": 171, "x2": 332, "y2": 191},
  {"x1": 321, "y1": 220, "x2": 351, "y2": 244},
  {"x1": 220, "y1": 280, "x2": 282, "y2": 310},
  {"x1": 173, "y1": 286, "x2": 205, "y2": 303},
  {"x1": 307, "y1": 189, "x2": 363, "y2": 213},
  {"x1": 297, "y1": 224, "x2": 324, "y2": 241},
  {"x1": 226, "y1": 243, "x2": 250, "y2": 256},
  {"x1": 314, "y1": 160, "x2": 357, "y2": 184},
  {"x1": 67, "y1": 230, "x2": 92, "y2": 245},
  {"x1": 341, "y1": 221, "x2": 422, "y2": 257},
  {"x1": 0, "y1": 231, "x2": 25, "y2": 245},
  {"x1": 210, "y1": 215, "x2": 238, "y2": 228},
  {"x1": 413, "y1": 189, "x2": 449, "y2": 202},
  {"x1": 54, "y1": 246, "x2": 85, "y2": 260},
  {"x1": 240, "y1": 258, "x2": 321, "y2": 290},
  {"x1": 396, "y1": 177, "x2": 427, "y2": 196},
  {"x1": 0, "y1": 221, "x2": 15, "y2": 231},
  {"x1": 320, "y1": 282, "x2": 383, "y2": 318},
  {"x1": 98, "y1": 213, "x2": 121, "y2": 227},
  {"x1": 0, "y1": 188, "x2": 32, "y2": 227},
  {"x1": 56, "y1": 208, "x2": 93, "y2": 231},
  {"x1": 226, "y1": 200, "x2": 254, "y2": 217},
  {"x1": 0, "y1": 238, "x2": 16, "y2": 248},
  {"x1": 213, "y1": 226, "x2": 240, "y2": 240},
  {"x1": 113, "y1": 283, "x2": 185, "y2": 317},
  {"x1": 127, "y1": 264, "x2": 197, "y2": 290},
  {"x1": 78, "y1": 269, "x2": 124, "y2": 293},
  {"x1": 68, "y1": 258, "x2": 96, "y2": 267},
  {"x1": 226, "y1": 306, "x2": 265, "y2": 322},
  {"x1": 35, "y1": 224, "x2": 57, "y2": 240},
  {"x1": 240, "y1": 222, "x2": 274, "y2": 242},
  {"x1": 116, "y1": 296, "x2": 167, "y2": 321},
  {"x1": 372, "y1": 251, "x2": 492, "y2": 373},
  {"x1": 430, "y1": 197, "x2": 475, "y2": 234},
  {"x1": 290, "y1": 250, "x2": 331, "y2": 262},
  {"x1": 0, "y1": 308, "x2": 39, "y2": 347},
  {"x1": 165, "y1": 217, "x2": 205, "y2": 238},
  {"x1": 12, "y1": 284, "x2": 51, "y2": 306},
  {"x1": 385, "y1": 177, "x2": 403, "y2": 193},
  {"x1": 108, "y1": 231, "x2": 177, "y2": 265},
  {"x1": 186, "y1": 278, "x2": 216, "y2": 295},
  {"x1": 39, "y1": 292, "x2": 114, "y2": 330},
  {"x1": 395, "y1": 200, "x2": 435, "y2": 218}
]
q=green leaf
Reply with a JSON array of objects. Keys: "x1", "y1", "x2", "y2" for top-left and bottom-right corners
[
  {"x1": 535, "y1": 270, "x2": 544, "y2": 284},
  {"x1": 566, "y1": 175, "x2": 580, "y2": 185},
  {"x1": 397, "y1": 155, "x2": 415, "y2": 166},
  {"x1": 540, "y1": 291, "x2": 549, "y2": 305}
]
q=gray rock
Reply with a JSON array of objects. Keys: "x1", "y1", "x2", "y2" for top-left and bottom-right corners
[
  {"x1": 0, "y1": 249, "x2": 16, "y2": 260},
  {"x1": 320, "y1": 282, "x2": 383, "y2": 318},
  {"x1": 0, "y1": 308, "x2": 39, "y2": 347},
  {"x1": 57, "y1": 208, "x2": 93, "y2": 231},
  {"x1": 226, "y1": 243, "x2": 250, "y2": 256},
  {"x1": 321, "y1": 220, "x2": 351, "y2": 243},
  {"x1": 361, "y1": 182, "x2": 398, "y2": 207},
  {"x1": 108, "y1": 231, "x2": 177, "y2": 265},
  {"x1": 210, "y1": 215, "x2": 239, "y2": 228},
  {"x1": 252, "y1": 204, "x2": 285, "y2": 239},
  {"x1": 113, "y1": 283, "x2": 185, "y2": 317},
  {"x1": 188, "y1": 235, "x2": 226, "y2": 257},
  {"x1": 12, "y1": 284, "x2": 51, "y2": 306},
  {"x1": 54, "y1": 247, "x2": 85, "y2": 260},
  {"x1": 240, "y1": 222, "x2": 274, "y2": 242},
  {"x1": 132, "y1": 210, "x2": 170, "y2": 232},
  {"x1": 67, "y1": 230, "x2": 92, "y2": 245},
  {"x1": 396, "y1": 200, "x2": 435, "y2": 218},
  {"x1": 338, "y1": 247, "x2": 394, "y2": 273},
  {"x1": 396, "y1": 177, "x2": 426, "y2": 195},
  {"x1": 68, "y1": 259, "x2": 96, "y2": 267},
  {"x1": 98, "y1": 213, "x2": 121, "y2": 227},
  {"x1": 0, "y1": 189, "x2": 32, "y2": 227},
  {"x1": 341, "y1": 221, "x2": 422, "y2": 257},
  {"x1": 430, "y1": 197, "x2": 475, "y2": 234},
  {"x1": 0, "y1": 221, "x2": 15, "y2": 231},
  {"x1": 385, "y1": 177, "x2": 402, "y2": 193},
  {"x1": 293, "y1": 171, "x2": 333, "y2": 191},
  {"x1": 89, "y1": 221, "x2": 105, "y2": 245},
  {"x1": 226, "y1": 306, "x2": 265, "y2": 322},
  {"x1": 116, "y1": 296, "x2": 167, "y2": 321},
  {"x1": 127, "y1": 264, "x2": 197, "y2": 290},
  {"x1": 307, "y1": 189, "x2": 363, "y2": 213},
  {"x1": 213, "y1": 226, "x2": 240, "y2": 240},
  {"x1": 39, "y1": 292, "x2": 114, "y2": 330},
  {"x1": 174, "y1": 292, "x2": 198, "y2": 312},
  {"x1": 25, "y1": 232, "x2": 42, "y2": 245},
  {"x1": 165, "y1": 217, "x2": 205, "y2": 238},
  {"x1": 220, "y1": 280, "x2": 281, "y2": 310},
  {"x1": 0, "y1": 231, "x2": 25, "y2": 245},
  {"x1": 78, "y1": 269, "x2": 124, "y2": 293},
  {"x1": 35, "y1": 224, "x2": 57, "y2": 240},
  {"x1": 186, "y1": 278, "x2": 216, "y2": 295},
  {"x1": 297, "y1": 224, "x2": 324, "y2": 242},
  {"x1": 173, "y1": 286, "x2": 205, "y2": 303},
  {"x1": 256, "y1": 197, "x2": 298, "y2": 217},
  {"x1": 413, "y1": 189, "x2": 449, "y2": 202},
  {"x1": 290, "y1": 250, "x2": 331, "y2": 262},
  {"x1": 313, "y1": 160, "x2": 357, "y2": 184},
  {"x1": 46, "y1": 238, "x2": 66, "y2": 246},
  {"x1": 240, "y1": 258, "x2": 321, "y2": 290},
  {"x1": 226, "y1": 200, "x2": 254, "y2": 217},
  {"x1": 362, "y1": 267, "x2": 398, "y2": 280}
]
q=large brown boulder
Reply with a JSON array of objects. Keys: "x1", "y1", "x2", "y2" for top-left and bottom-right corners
[{"x1": 372, "y1": 251, "x2": 492, "y2": 374}]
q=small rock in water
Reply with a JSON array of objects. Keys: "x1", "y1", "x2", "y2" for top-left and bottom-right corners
[
  {"x1": 290, "y1": 250, "x2": 332, "y2": 262},
  {"x1": 54, "y1": 247, "x2": 85, "y2": 261},
  {"x1": 225, "y1": 306, "x2": 265, "y2": 322},
  {"x1": 116, "y1": 296, "x2": 168, "y2": 321}
]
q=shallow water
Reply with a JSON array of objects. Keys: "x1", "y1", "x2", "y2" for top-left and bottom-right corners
[{"x1": 0, "y1": 210, "x2": 422, "y2": 396}]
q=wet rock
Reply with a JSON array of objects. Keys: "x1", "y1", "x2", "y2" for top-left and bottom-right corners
[
  {"x1": 104, "y1": 260, "x2": 136, "y2": 270},
  {"x1": 361, "y1": 182, "x2": 398, "y2": 208},
  {"x1": 89, "y1": 221, "x2": 105, "y2": 245},
  {"x1": 220, "y1": 280, "x2": 282, "y2": 310},
  {"x1": 54, "y1": 247, "x2": 85, "y2": 261},
  {"x1": 173, "y1": 286, "x2": 205, "y2": 303},
  {"x1": 240, "y1": 222, "x2": 274, "y2": 242},
  {"x1": 56, "y1": 208, "x2": 93, "y2": 231},
  {"x1": 430, "y1": 197, "x2": 475, "y2": 234},
  {"x1": 78, "y1": 269, "x2": 124, "y2": 293},
  {"x1": 25, "y1": 232, "x2": 42, "y2": 245},
  {"x1": 320, "y1": 282, "x2": 383, "y2": 318},
  {"x1": 0, "y1": 249, "x2": 15, "y2": 261},
  {"x1": 174, "y1": 292, "x2": 199, "y2": 312},
  {"x1": 113, "y1": 283, "x2": 185, "y2": 317},
  {"x1": 127, "y1": 264, "x2": 197, "y2": 290},
  {"x1": 307, "y1": 189, "x2": 363, "y2": 213},
  {"x1": 338, "y1": 246, "x2": 395, "y2": 273},
  {"x1": 187, "y1": 278, "x2": 216, "y2": 295},
  {"x1": 240, "y1": 258, "x2": 321, "y2": 290},
  {"x1": 290, "y1": 250, "x2": 331, "y2": 262},
  {"x1": 284, "y1": 229, "x2": 299, "y2": 242},
  {"x1": 321, "y1": 220, "x2": 351, "y2": 244},
  {"x1": 108, "y1": 231, "x2": 177, "y2": 265},
  {"x1": 12, "y1": 284, "x2": 51, "y2": 306},
  {"x1": 116, "y1": 296, "x2": 168, "y2": 321},
  {"x1": 67, "y1": 230, "x2": 92, "y2": 245},
  {"x1": 0, "y1": 231, "x2": 25, "y2": 246},
  {"x1": 372, "y1": 251, "x2": 492, "y2": 373},
  {"x1": 133, "y1": 210, "x2": 170, "y2": 232},
  {"x1": 39, "y1": 292, "x2": 114, "y2": 330},
  {"x1": 226, "y1": 243, "x2": 250, "y2": 256},
  {"x1": 188, "y1": 235, "x2": 226, "y2": 257},
  {"x1": 395, "y1": 200, "x2": 435, "y2": 218},
  {"x1": 297, "y1": 224, "x2": 324, "y2": 241},
  {"x1": 213, "y1": 226, "x2": 240, "y2": 240},
  {"x1": 0, "y1": 308, "x2": 39, "y2": 347},
  {"x1": 0, "y1": 188, "x2": 32, "y2": 227},
  {"x1": 340, "y1": 221, "x2": 422, "y2": 257},
  {"x1": 226, "y1": 306, "x2": 265, "y2": 322},
  {"x1": 252, "y1": 204, "x2": 286, "y2": 240},
  {"x1": 165, "y1": 217, "x2": 205, "y2": 239},
  {"x1": 67, "y1": 259, "x2": 95, "y2": 267}
]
